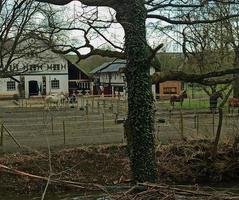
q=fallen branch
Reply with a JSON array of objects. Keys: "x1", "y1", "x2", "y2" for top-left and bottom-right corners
[{"x1": 0, "y1": 163, "x2": 101, "y2": 191}]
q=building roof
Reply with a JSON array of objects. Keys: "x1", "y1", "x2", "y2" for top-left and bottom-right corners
[
  {"x1": 90, "y1": 60, "x2": 126, "y2": 74},
  {"x1": 64, "y1": 55, "x2": 114, "y2": 76},
  {"x1": 65, "y1": 52, "x2": 184, "y2": 75}
]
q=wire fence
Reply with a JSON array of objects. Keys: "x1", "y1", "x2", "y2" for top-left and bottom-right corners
[
  {"x1": 0, "y1": 109, "x2": 126, "y2": 152},
  {"x1": 0, "y1": 96, "x2": 239, "y2": 152}
]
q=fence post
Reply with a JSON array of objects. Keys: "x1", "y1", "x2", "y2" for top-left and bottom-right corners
[
  {"x1": 194, "y1": 113, "x2": 197, "y2": 129},
  {"x1": 0, "y1": 123, "x2": 4, "y2": 147},
  {"x1": 85, "y1": 100, "x2": 89, "y2": 115},
  {"x1": 115, "y1": 113, "x2": 118, "y2": 124},
  {"x1": 91, "y1": 97, "x2": 94, "y2": 113},
  {"x1": 168, "y1": 109, "x2": 172, "y2": 121},
  {"x1": 117, "y1": 98, "x2": 120, "y2": 113},
  {"x1": 76, "y1": 96, "x2": 79, "y2": 109},
  {"x1": 179, "y1": 108, "x2": 184, "y2": 140},
  {"x1": 111, "y1": 103, "x2": 114, "y2": 113},
  {"x1": 103, "y1": 99, "x2": 106, "y2": 110},
  {"x1": 63, "y1": 120, "x2": 66, "y2": 146},
  {"x1": 97, "y1": 101, "x2": 100, "y2": 114},
  {"x1": 82, "y1": 97, "x2": 85, "y2": 110},
  {"x1": 212, "y1": 111, "x2": 215, "y2": 137},
  {"x1": 102, "y1": 113, "x2": 105, "y2": 133},
  {"x1": 51, "y1": 115, "x2": 54, "y2": 135},
  {"x1": 196, "y1": 113, "x2": 199, "y2": 136}
]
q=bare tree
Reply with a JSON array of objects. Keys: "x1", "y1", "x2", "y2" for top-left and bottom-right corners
[
  {"x1": 35, "y1": 0, "x2": 239, "y2": 182},
  {"x1": 0, "y1": 0, "x2": 44, "y2": 79}
]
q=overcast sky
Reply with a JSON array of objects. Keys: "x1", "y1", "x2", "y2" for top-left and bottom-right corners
[{"x1": 45, "y1": 1, "x2": 181, "y2": 54}]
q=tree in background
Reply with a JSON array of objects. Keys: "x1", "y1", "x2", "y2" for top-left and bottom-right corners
[
  {"x1": 0, "y1": 0, "x2": 71, "y2": 98},
  {"x1": 0, "y1": 0, "x2": 43, "y2": 78},
  {"x1": 222, "y1": 15, "x2": 239, "y2": 98}
]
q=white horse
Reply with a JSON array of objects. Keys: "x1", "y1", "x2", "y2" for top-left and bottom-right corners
[{"x1": 44, "y1": 93, "x2": 68, "y2": 110}]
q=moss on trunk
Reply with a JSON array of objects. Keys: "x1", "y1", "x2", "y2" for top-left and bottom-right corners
[{"x1": 116, "y1": 0, "x2": 157, "y2": 182}]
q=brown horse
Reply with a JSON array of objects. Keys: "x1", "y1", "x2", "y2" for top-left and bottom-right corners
[
  {"x1": 228, "y1": 98, "x2": 239, "y2": 113},
  {"x1": 170, "y1": 90, "x2": 187, "y2": 107}
]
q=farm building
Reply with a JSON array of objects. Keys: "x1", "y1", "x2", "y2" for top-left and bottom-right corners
[
  {"x1": 0, "y1": 49, "x2": 69, "y2": 99},
  {"x1": 90, "y1": 59, "x2": 183, "y2": 99},
  {"x1": 155, "y1": 52, "x2": 184, "y2": 99},
  {"x1": 65, "y1": 55, "x2": 92, "y2": 95},
  {"x1": 64, "y1": 55, "x2": 113, "y2": 95},
  {"x1": 90, "y1": 60, "x2": 126, "y2": 96},
  {"x1": 157, "y1": 81, "x2": 182, "y2": 99},
  {"x1": 90, "y1": 60, "x2": 156, "y2": 98},
  {"x1": 0, "y1": 45, "x2": 184, "y2": 99}
]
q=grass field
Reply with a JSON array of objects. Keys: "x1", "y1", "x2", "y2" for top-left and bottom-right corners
[{"x1": 156, "y1": 98, "x2": 210, "y2": 110}]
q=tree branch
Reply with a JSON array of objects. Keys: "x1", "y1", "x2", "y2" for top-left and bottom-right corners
[
  {"x1": 37, "y1": 0, "x2": 116, "y2": 7},
  {"x1": 147, "y1": 14, "x2": 239, "y2": 25},
  {"x1": 152, "y1": 68, "x2": 239, "y2": 85}
]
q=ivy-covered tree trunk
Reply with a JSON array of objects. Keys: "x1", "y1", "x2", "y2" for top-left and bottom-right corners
[
  {"x1": 233, "y1": 76, "x2": 239, "y2": 98},
  {"x1": 233, "y1": 49, "x2": 239, "y2": 98},
  {"x1": 116, "y1": 0, "x2": 157, "y2": 182}
]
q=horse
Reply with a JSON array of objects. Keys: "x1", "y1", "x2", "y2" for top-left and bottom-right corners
[
  {"x1": 44, "y1": 92, "x2": 68, "y2": 110},
  {"x1": 170, "y1": 90, "x2": 187, "y2": 107},
  {"x1": 228, "y1": 98, "x2": 239, "y2": 113}
]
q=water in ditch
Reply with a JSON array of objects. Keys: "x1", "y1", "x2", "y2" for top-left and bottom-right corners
[{"x1": 0, "y1": 192, "x2": 110, "y2": 200}]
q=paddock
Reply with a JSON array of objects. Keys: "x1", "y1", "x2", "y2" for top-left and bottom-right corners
[{"x1": 0, "y1": 96, "x2": 238, "y2": 153}]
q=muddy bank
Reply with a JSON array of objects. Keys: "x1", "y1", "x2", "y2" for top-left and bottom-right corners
[{"x1": 1, "y1": 142, "x2": 239, "y2": 194}]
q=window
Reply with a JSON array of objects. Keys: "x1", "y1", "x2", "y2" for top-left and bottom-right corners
[
  {"x1": 52, "y1": 64, "x2": 60, "y2": 71},
  {"x1": 51, "y1": 79, "x2": 60, "y2": 89},
  {"x1": 29, "y1": 64, "x2": 37, "y2": 71},
  {"x1": 163, "y1": 87, "x2": 177, "y2": 94},
  {"x1": 7, "y1": 81, "x2": 16, "y2": 91}
]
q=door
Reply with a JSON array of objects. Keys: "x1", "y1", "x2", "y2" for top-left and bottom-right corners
[{"x1": 28, "y1": 80, "x2": 39, "y2": 96}]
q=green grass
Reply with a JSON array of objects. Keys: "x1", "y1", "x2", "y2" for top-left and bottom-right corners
[
  {"x1": 177, "y1": 98, "x2": 210, "y2": 109},
  {"x1": 157, "y1": 98, "x2": 210, "y2": 110}
]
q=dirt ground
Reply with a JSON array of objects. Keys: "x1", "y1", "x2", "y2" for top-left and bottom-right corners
[{"x1": 1, "y1": 142, "x2": 239, "y2": 195}]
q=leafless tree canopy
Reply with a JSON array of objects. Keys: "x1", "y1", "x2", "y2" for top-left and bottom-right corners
[
  {"x1": 33, "y1": 0, "x2": 239, "y2": 85},
  {"x1": 0, "y1": 0, "x2": 61, "y2": 79}
]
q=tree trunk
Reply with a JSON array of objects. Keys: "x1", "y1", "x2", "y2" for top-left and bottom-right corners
[
  {"x1": 233, "y1": 49, "x2": 239, "y2": 98},
  {"x1": 233, "y1": 76, "x2": 239, "y2": 98},
  {"x1": 212, "y1": 87, "x2": 232, "y2": 156},
  {"x1": 212, "y1": 107, "x2": 223, "y2": 156},
  {"x1": 116, "y1": 0, "x2": 157, "y2": 182}
]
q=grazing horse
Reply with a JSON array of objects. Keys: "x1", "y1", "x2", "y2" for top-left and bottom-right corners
[
  {"x1": 228, "y1": 98, "x2": 239, "y2": 113},
  {"x1": 170, "y1": 90, "x2": 187, "y2": 107},
  {"x1": 44, "y1": 93, "x2": 68, "y2": 109}
]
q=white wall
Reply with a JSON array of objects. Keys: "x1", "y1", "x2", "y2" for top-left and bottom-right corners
[
  {"x1": 0, "y1": 77, "x2": 19, "y2": 97},
  {"x1": 0, "y1": 48, "x2": 69, "y2": 98},
  {"x1": 97, "y1": 67, "x2": 156, "y2": 99},
  {"x1": 48, "y1": 75, "x2": 69, "y2": 95},
  {"x1": 99, "y1": 72, "x2": 125, "y2": 84}
]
